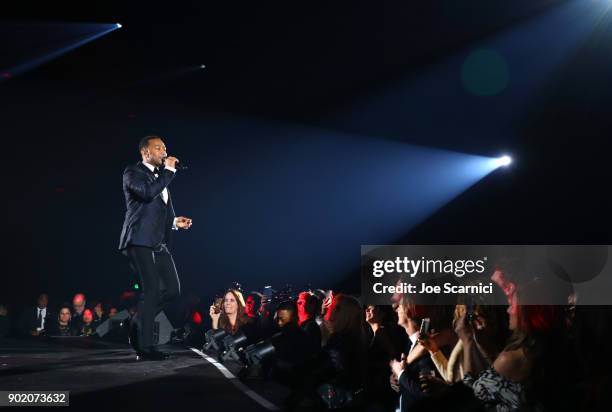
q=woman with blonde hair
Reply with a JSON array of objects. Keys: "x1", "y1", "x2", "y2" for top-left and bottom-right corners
[{"x1": 419, "y1": 303, "x2": 498, "y2": 383}]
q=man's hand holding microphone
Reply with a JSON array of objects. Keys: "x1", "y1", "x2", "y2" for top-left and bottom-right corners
[
  {"x1": 164, "y1": 155, "x2": 193, "y2": 230},
  {"x1": 164, "y1": 156, "x2": 180, "y2": 170}
]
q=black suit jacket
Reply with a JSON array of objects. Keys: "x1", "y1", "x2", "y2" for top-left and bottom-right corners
[
  {"x1": 119, "y1": 162, "x2": 176, "y2": 250},
  {"x1": 398, "y1": 342, "x2": 452, "y2": 412},
  {"x1": 18, "y1": 307, "x2": 54, "y2": 335}
]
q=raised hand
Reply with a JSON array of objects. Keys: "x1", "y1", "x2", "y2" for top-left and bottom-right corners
[{"x1": 176, "y1": 216, "x2": 192, "y2": 229}]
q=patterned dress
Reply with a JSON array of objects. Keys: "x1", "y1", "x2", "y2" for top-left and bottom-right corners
[{"x1": 463, "y1": 367, "x2": 525, "y2": 411}]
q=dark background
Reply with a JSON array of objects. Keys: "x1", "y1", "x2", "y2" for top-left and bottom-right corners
[{"x1": 1, "y1": 0, "x2": 611, "y2": 314}]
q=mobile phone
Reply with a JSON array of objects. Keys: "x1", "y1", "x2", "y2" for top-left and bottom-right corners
[
  {"x1": 214, "y1": 297, "x2": 223, "y2": 314},
  {"x1": 419, "y1": 318, "x2": 431, "y2": 336},
  {"x1": 263, "y1": 286, "x2": 274, "y2": 298}
]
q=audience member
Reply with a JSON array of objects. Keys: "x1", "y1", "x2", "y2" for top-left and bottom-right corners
[
  {"x1": 314, "y1": 294, "x2": 368, "y2": 409},
  {"x1": 79, "y1": 308, "x2": 95, "y2": 336},
  {"x1": 390, "y1": 299, "x2": 453, "y2": 412},
  {"x1": 93, "y1": 302, "x2": 107, "y2": 322},
  {"x1": 209, "y1": 289, "x2": 250, "y2": 335},
  {"x1": 108, "y1": 307, "x2": 119, "y2": 318},
  {"x1": 461, "y1": 277, "x2": 571, "y2": 411},
  {"x1": 49, "y1": 306, "x2": 76, "y2": 337},
  {"x1": 271, "y1": 301, "x2": 319, "y2": 385},
  {"x1": 419, "y1": 304, "x2": 495, "y2": 383},
  {"x1": 71, "y1": 293, "x2": 87, "y2": 331},
  {"x1": 18, "y1": 293, "x2": 52, "y2": 337},
  {"x1": 244, "y1": 293, "x2": 261, "y2": 319},
  {"x1": 297, "y1": 291, "x2": 322, "y2": 349},
  {"x1": 365, "y1": 305, "x2": 399, "y2": 411}
]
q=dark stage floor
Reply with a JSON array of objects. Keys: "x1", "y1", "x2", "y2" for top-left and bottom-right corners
[{"x1": 0, "y1": 338, "x2": 288, "y2": 411}]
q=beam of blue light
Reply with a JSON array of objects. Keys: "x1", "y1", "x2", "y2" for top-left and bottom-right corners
[
  {"x1": 323, "y1": 0, "x2": 606, "y2": 152},
  {"x1": 0, "y1": 24, "x2": 119, "y2": 80},
  {"x1": 162, "y1": 117, "x2": 508, "y2": 290}
]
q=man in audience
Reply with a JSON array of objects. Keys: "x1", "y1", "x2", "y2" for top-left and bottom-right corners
[
  {"x1": 244, "y1": 294, "x2": 261, "y2": 319},
  {"x1": 270, "y1": 301, "x2": 317, "y2": 387},
  {"x1": 19, "y1": 293, "x2": 52, "y2": 336},
  {"x1": 296, "y1": 291, "x2": 321, "y2": 349},
  {"x1": 72, "y1": 293, "x2": 87, "y2": 331},
  {"x1": 108, "y1": 307, "x2": 119, "y2": 318},
  {"x1": 390, "y1": 299, "x2": 438, "y2": 412}
]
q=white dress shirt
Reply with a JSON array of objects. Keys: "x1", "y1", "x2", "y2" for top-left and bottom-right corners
[
  {"x1": 37, "y1": 307, "x2": 47, "y2": 331},
  {"x1": 396, "y1": 331, "x2": 420, "y2": 412},
  {"x1": 142, "y1": 161, "x2": 175, "y2": 204},
  {"x1": 142, "y1": 161, "x2": 178, "y2": 230}
]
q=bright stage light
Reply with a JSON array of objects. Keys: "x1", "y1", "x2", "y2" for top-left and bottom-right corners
[
  {"x1": 116, "y1": 23, "x2": 122, "y2": 29},
  {"x1": 499, "y1": 155, "x2": 512, "y2": 166},
  {"x1": 200, "y1": 64, "x2": 206, "y2": 69},
  {"x1": 491, "y1": 155, "x2": 512, "y2": 169}
]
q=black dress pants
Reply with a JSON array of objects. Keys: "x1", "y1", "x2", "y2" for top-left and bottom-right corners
[{"x1": 125, "y1": 245, "x2": 180, "y2": 349}]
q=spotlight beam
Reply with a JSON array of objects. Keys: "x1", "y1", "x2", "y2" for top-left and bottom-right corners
[{"x1": 1, "y1": 24, "x2": 121, "y2": 80}]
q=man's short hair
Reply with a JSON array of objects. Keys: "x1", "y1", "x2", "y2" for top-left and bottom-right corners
[
  {"x1": 138, "y1": 136, "x2": 161, "y2": 154},
  {"x1": 276, "y1": 300, "x2": 298, "y2": 317}
]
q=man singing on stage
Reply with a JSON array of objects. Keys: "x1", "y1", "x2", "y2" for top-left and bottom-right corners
[{"x1": 119, "y1": 135, "x2": 193, "y2": 361}]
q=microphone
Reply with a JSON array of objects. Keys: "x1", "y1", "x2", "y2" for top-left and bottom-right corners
[{"x1": 163, "y1": 157, "x2": 188, "y2": 170}]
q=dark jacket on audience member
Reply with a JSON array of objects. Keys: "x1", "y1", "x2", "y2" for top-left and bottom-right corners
[
  {"x1": 301, "y1": 318, "x2": 322, "y2": 349},
  {"x1": 319, "y1": 331, "x2": 367, "y2": 392},
  {"x1": 398, "y1": 340, "x2": 452, "y2": 412},
  {"x1": 71, "y1": 312, "x2": 85, "y2": 333},
  {"x1": 18, "y1": 307, "x2": 53, "y2": 336},
  {"x1": 48, "y1": 321, "x2": 77, "y2": 337},
  {"x1": 366, "y1": 327, "x2": 399, "y2": 408}
]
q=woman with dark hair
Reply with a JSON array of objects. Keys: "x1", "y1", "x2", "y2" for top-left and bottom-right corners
[
  {"x1": 49, "y1": 306, "x2": 76, "y2": 337},
  {"x1": 92, "y1": 301, "x2": 107, "y2": 331},
  {"x1": 80, "y1": 309, "x2": 95, "y2": 336},
  {"x1": 460, "y1": 278, "x2": 570, "y2": 411},
  {"x1": 316, "y1": 294, "x2": 368, "y2": 409},
  {"x1": 365, "y1": 305, "x2": 399, "y2": 411},
  {"x1": 209, "y1": 289, "x2": 250, "y2": 335}
]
